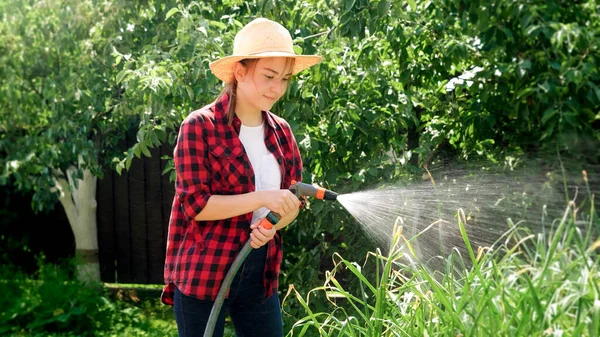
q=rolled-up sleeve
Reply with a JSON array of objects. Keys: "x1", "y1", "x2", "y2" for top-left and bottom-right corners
[{"x1": 174, "y1": 115, "x2": 212, "y2": 221}]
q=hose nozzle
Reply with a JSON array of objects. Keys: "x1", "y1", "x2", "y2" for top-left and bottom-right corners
[
  {"x1": 290, "y1": 180, "x2": 338, "y2": 201},
  {"x1": 259, "y1": 180, "x2": 339, "y2": 230}
]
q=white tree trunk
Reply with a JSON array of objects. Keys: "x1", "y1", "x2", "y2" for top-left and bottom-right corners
[{"x1": 53, "y1": 160, "x2": 100, "y2": 283}]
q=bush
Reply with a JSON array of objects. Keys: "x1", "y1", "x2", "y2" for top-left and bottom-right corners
[
  {"x1": 0, "y1": 259, "x2": 103, "y2": 335},
  {"x1": 0, "y1": 258, "x2": 177, "y2": 336}
]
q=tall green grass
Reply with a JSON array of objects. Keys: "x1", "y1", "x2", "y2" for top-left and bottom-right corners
[{"x1": 286, "y1": 201, "x2": 599, "y2": 336}]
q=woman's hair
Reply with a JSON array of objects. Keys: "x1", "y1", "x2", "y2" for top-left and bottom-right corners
[{"x1": 216, "y1": 58, "x2": 296, "y2": 125}]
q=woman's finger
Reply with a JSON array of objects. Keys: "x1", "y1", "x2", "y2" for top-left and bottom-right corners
[
  {"x1": 250, "y1": 232, "x2": 263, "y2": 248},
  {"x1": 259, "y1": 226, "x2": 275, "y2": 236},
  {"x1": 253, "y1": 229, "x2": 268, "y2": 242},
  {"x1": 281, "y1": 204, "x2": 290, "y2": 217},
  {"x1": 285, "y1": 195, "x2": 298, "y2": 211}
]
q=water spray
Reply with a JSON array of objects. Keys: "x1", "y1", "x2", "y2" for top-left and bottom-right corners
[{"x1": 203, "y1": 180, "x2": 339, "y2": 337}]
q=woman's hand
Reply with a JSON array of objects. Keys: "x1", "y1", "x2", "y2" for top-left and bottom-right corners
[
  {"x1": 249, "y1": 220, "x2": 277, "y2": 249},
  {"x1": 274, "y1": 203, "x2": 300, "y2": 231},
  {"x1": 259, "y1": 189, "x2": 300, "y2": 218}
]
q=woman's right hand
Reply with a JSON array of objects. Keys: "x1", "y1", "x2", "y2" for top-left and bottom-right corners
[{"x1": 259, "y1": 189, "x2": 300, "y2": 218}]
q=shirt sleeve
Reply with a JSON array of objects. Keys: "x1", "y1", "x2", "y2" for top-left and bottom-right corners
[{"x1": 174, "y1": 115, "x2": 212, "y2": 221}]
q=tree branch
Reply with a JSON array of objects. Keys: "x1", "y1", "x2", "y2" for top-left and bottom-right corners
[
  {"x1": 52, "y1": 168, "x2": 78, "y2": 225},
  {"x1": 65, "y1": 165, "x2": 79, "y2": 211},
  {"x1": 76, "y1": 155, "x2": 98, "y2": 210}
]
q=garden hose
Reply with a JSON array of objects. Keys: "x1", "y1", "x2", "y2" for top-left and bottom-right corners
[
  {"x1": 203, "y1": 239, "x2": 254, "y2": 337},
  {"x1": 203, "y1": 181, "x2": 338, "y2": 337}
]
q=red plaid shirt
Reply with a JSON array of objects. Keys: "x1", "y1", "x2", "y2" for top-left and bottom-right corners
[{"x1": 161, "y1": 93, "x2": 302, "y2": 304}]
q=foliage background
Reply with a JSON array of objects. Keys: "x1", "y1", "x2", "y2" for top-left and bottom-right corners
[{"x1": 1, "y1": 0, "x2": 599, "y2": 333}]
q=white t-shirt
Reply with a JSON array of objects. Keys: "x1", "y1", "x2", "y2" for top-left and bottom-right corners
[{"x1": 238, "y1": 123, "x2": 282, "y2": 224}]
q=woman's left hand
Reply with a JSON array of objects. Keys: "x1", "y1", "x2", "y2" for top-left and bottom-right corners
[{"x1": 249, "y1": 221, "x2": 277, "y2": 249}]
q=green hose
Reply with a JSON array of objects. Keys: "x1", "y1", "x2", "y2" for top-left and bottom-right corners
[{"x1": 203, "y1": 240, "x2": 253, "y2": 337}]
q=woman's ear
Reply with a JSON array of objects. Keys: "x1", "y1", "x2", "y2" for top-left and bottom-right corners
[{"x1": 233, "y1": 62, "x2": 246, "y2": 82}]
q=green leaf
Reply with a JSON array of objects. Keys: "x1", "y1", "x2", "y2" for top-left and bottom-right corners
[
  {"x1": 136, "y1": 129, "x2": 145, "y2": 143},
  {"x1": 538, "y1": 81, "x2": 551, "y2": 93},
  {"x1": 116, "y1": 162, "x2": 124, "y2": 175},
  {"x1": 156, "y1": 127, "x2": 167, "y2": 143},
  {"x1": 186, "y1": 86, "x2": 194, "y2": 100},
  {"x1": 140, "y1": 143, "x2": 152, "y2": 157},
  {"x1": 165, "y1": 8, "x2": 180, "y2": 20},
  {"x1": 377, "y1": 0, "x2": 390, "y2": 17},
  {"x1": 344, "y1": 0, "x2": 356, "y2": 11},
  {"x1": 125, "y1": 155, "x2": 133, "y2": 170},
  {"x1": 209, "y1": 20, "x2": 227, "y2": 30},
  {"x1": 540, "y1": 121, "x2": 556, "y2": 140},
  {"x1": 133, "y1": 144, "x2": 142, "y2": 159},
  {"x1": 407, "y1": 0, "x2": 417, "y2": 11},
  {"x1": 541, "y1": 108, "x2": 558, "y2": 124},
  {"x1": 517, "y1": 87, "x2": 534, "y2": 99},
  {"x1": 116, "y1": 69, "x2": 129, "y2": 84}
]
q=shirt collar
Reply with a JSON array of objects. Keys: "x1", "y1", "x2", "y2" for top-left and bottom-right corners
[{"x1": 214, "y1": 92, "x2": 230, "y2": 125}]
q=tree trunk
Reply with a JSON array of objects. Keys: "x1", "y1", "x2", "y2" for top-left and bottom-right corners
[{"x1": 54, "y1": 161, "x2": 100, "y2": 283}]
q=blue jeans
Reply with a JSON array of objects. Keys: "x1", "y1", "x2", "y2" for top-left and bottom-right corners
[{"x1": 174, "y1": 245, "x2": 283, "y2": 337}]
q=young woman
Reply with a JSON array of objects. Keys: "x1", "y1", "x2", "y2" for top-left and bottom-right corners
[{"x1": 161, "y1": 18, "x2": 322, "y2": 337}]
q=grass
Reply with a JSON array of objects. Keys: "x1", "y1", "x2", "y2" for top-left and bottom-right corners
[{"x1": 285, "y1": 200, "x2": 599, "y2": 336}]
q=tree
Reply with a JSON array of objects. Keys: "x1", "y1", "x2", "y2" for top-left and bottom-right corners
[{"x1": 0, "y1": 0, "x2": 187, "y2": 281}]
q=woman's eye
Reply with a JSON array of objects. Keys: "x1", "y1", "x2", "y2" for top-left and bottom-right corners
[
  {"x1": 264, "y1": 75, "x2": 274, "y2": 79},
  {"x1": 283, "y1": 78, "x2": 290, "y2": 82}
]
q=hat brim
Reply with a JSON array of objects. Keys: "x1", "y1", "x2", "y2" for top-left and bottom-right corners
[{"x1": 209, "y1": 52, "x2": 323, "y2": 83}]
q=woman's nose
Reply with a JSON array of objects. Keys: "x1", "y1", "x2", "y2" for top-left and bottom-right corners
[{"x1": 271, "y1": 80, "x2": 285, "y2": 95}]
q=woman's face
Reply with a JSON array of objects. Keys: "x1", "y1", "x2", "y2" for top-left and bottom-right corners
[{"x1": 235, "y1": 57, "x2": 293, "y2": 112}]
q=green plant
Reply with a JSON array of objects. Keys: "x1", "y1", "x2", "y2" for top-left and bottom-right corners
[
  {"x1": 286, "y1": 200, "x2": 599, "y2": 336},
  {"x1": 0, "y1": 259, "x2": 105, "y2": 335},
  {"x1": 0, "y1": 258, "x2": 180, "y2": 336}
]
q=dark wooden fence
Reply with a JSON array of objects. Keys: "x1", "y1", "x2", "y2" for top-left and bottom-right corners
[{"x1": 97, "y1": 142, "x2": 175, "y2": 284}]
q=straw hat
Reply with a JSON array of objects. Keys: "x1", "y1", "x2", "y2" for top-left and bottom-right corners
[{"x1": 209, "y1": 18, "x2": 322, "y2": 83}]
